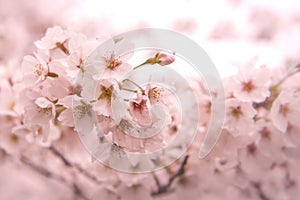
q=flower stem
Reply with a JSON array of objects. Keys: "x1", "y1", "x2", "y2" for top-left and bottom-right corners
[
  {"x1": 133, "y1": 61, "x2": 148, "y2": 70},
  {"x1": 120, "y1": 88, "x2": 138, "y2": 93},
  {"x1": 151, "y1": 155, "x2": 189, "y2": 196},
  {"x1": 55, "y1": 42, "x2": 70, "y2": 56},
  {"x1": 122, "y1": 78, "x2": 143, "y2": 91}
]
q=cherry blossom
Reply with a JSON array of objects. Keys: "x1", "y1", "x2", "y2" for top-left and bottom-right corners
[
  {"x1": 73, "y1": 96, "x2": 97, "y2": 133},
  {"x1": 0, "y1": 79, "x2": 16, "y2": 117},
  {"x1": 13, "y1": 121, "x2": 61, "y2": 147},
  {"x1": 270, "y1": 89, "x2": 300, "y2": 132},
  {"x1": 34, "y1": 26, "x2": 70, "y2": 52},
  {"x1": 88, "y1": 38, "x2": 134, "y2": 81},
  {"x1": 129, "y1": 92, "x2": 152, "y2": 127},
  {"x1": 17, "y1": 90, "x2": 57, "y2": 143},
  {"x1": 237, "y1": 141, "x2": 273, "y2": 183},
  {"x1": 224, "y1": 98, "x2": 257, "y2": 135},
  {"x1": 21, "y1": 52, "x2": 51, "y2": 84},
  {"x1": 57, "y1": 95, "x2": 74, "y2": 127},
  {"x1": 65, "y1": 32, "x2": 98, "y2": 78},
  {"x1": 228, "y1": 63, "x2": 270, "y2": 103},
  {"x1": 94, "y1": 79, "x2": 117, "y2": 117},
  {"x1": 97, "y1": 115, "x2": 144, "y2": 152}
]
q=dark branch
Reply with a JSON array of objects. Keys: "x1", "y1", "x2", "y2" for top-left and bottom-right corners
[
  {"x1": 20, "y1": 155, "x2": 89, "y2": 200},
  {"x1": 73, "y1": 163, "x2": 103, "y2": 184},
  {"x1": 72, "y1": 183, "x2": 90, "y2": 200},
  {"x1": 49, "y1": 145, "x2": 103, "y2": 185},
  {"x1": 251, "y1": 181, "x2": 270, "y2": 200},
  {"x1": 49, "y1": 145, "x2": 72, "y2": 167},
  {"x1": 20, "y1": 155, "x2": 66, "y2": 182},
  {"x1": 0, "y1": 146, "x2": 8, "y2": 160},
  {"x1": 151, "y1": 155, "x2": 189, "y2": 196}
]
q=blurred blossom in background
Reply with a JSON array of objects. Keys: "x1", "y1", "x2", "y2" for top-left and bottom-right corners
[
  {"x1": 2, "y1": 0, "x2": 300, "y2": 76},
  {"x1": 1, "y1": 0, "x2": 300, "y2": 199}
]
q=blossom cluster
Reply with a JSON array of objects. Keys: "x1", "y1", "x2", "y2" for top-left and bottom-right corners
[{"x1": 1, "y1": 26, "x2": 300, "y2": 200}]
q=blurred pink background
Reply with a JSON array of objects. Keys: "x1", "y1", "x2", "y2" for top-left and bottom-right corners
[{"x1": 1, "y1": 0, "x2": 300, "y2": 199}]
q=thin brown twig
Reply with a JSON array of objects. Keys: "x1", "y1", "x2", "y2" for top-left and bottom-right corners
[
  {"x1": 151, "y1": 155, "x2": 189, "y2": 196},
  {"x1": 20, "y1": 155, "x2": 89, "y2": 200},
  {"x1": 251, "y1": 181, "x2": 270, "y2": 200},
  {"x1": 49, "y1": 145, "x2": 103, "y2": 185},
  {"x1": 20, "y1": 155, "x2": 67, "y2": 182},
  {"x1": 49, "y1": 145, "x2": 72, "y2": 166}
]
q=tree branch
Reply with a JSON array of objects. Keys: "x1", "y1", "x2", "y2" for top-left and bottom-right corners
[
  {"x1": 20, "y1": 155, "x2": 89, "y2": 200},
  {"x1": 251, "y1": 181, "x2": 270, "y2": 200},
  {"x1": 151, "y1": 155, "x2": 189, "y2": 196},
  {"x1": 49, "y1": 145, "x2": 103, "y2": 185},
  {"x1": 20, "y1": 155, "x2": 67, "y2": 183},
  {"x1": 49, "y1": 145, "x2": 72, "y2": 166}
]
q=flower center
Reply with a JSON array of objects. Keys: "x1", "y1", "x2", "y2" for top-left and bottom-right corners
[
  {"x1": 279, "y1": 103, "x2": 289, "y2": 117},
  {"x1": 34, "y1": 64, "x2": 45, "y2": 77},
  {"x1": 148, "y1": 87, "x2": 163, "y2": 102},
  {"x1": 231, "y1": 106, "x2": 243, "y2": 119},
  {"x1": 106, "y1": 52, "x2": 122, "y2": 70},
  {"x1": 132, "y1": 98, "x2": 148, "y2": 115},
  {"x1": 259, "y1": 127, "x2": 271, "y2": 140},
  {"x1": 98, "y1": 85, "x2": 113, "y2": 103},
  {"x1": 242, "y1": 80, "x2": 254, "y2": 92},
  {"x1": 37, "y1": 107, "x2": 52, "y2": 116},
  {"x1": 247, "y1": 142, "x2": 257, "y2": 155},
  {"x1": 74, "y1": 101, "x2": 92, "y2": 119}
]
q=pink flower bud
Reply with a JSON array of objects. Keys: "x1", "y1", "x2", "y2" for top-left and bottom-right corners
[
  {"x1": 146, "y1": 52, "x2": 175, "y2": 66},
  {"x1": 156, "y1": 52, "x2": 175, "y2": 66}
]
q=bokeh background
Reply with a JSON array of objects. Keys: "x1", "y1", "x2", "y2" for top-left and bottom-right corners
[
  {"x1": 2, "y1": 0, "x2": 300, "y2": 77},
  {"x1": 1, "y1": 0, "x2": 300, "y2": 199}
]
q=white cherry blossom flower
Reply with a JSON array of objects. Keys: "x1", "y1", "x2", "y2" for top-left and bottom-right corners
[
  {"x1": 228, "y1": 64, "x2": 270, "y2": 103},
  {"x1": 270, "y1": 90, "x2": 300, "y2": 132},
  {"x1": 86, "y1": 38, "x2": 134, "y2": 81},
  {"x1": 224, "y1": 98, "x2": 257, "y2": 135},
  {"x1": 34, "y1": 26, "x2": 70, "y2": 51}
]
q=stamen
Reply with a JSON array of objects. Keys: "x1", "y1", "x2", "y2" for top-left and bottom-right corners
[
  {"x1": 242, "y1": 80, "x2": 255, "y2": 92},
  {"x1": 55, "y1": 42, "x2": 70, "y2": 55},
  {"x1": 247, "y1": 142, "x2": 257, "y2": 155},
  {"x1": 279, "y1": 103, "x2": 289, "y2": 117},
  {"x1": 105, "y1": 52, "x2": 122, "y2": 69},
  {"x1": 37, "y1": 107, "x2": 52, "y2": 116},
  {"x1": 74, "y1": 101, "x2": 92, "y2": 119},
  {"x1": 34, "y1": 64, "x2": 43, "y2": 77},
  {"x1": 231, "y1": 106, "x2": 243, "y2": 119},
  {"x1": 259, "y1": 127, "x2": 271, "y2": 140}
]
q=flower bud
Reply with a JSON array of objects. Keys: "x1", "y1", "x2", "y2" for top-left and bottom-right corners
[
  {"x1": 147, "y1": 52, "x2": 175, "y2": 66},
  {"x1": 156, "y1": 52, "x2": 175, "y2": 66}
]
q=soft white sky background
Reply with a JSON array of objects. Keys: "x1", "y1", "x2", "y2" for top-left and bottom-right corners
[
  {"x1": 2, "y1": 0, "x2": 300, "y2": 78},
  {"x1": 64, "y1": 0, "x2": 300, "y2": 77}
]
